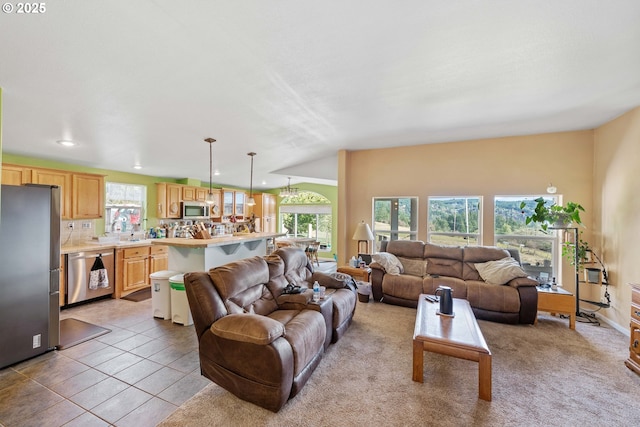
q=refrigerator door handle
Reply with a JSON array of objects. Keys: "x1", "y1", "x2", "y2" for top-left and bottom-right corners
[{"x1": 50, "y1": 269, "x2": 60, "y2": 293}]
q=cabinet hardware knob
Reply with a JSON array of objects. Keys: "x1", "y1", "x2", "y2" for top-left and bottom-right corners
[
  {"x1": 634, "y1": 340, "x2": 639, "y2": 349},
  {"x1": 635, "y1": 310, "x2": 640, "y2": 317}
]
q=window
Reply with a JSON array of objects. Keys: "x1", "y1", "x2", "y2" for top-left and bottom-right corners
[
  {"x1": 372, "y1": 197, "x2": 418, "y2": 249},
  {"x1": 428, "y1": 197, "x2": 481, "y2": 245},
  {"x1": 279, "y1": 192, "x2": 332, "y2": 252},
  {"x1": 494, "y1": 195, "x2": 559, "y2": 281},
  {"x1": 105, "y1": 182, "x2": 146, "y2": 233}
]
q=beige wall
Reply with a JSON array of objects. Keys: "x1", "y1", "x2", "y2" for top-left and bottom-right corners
[
  {"x1": 594, "y1": 106, "x2": 640, "y2": 329},
  {"x1": 339, "y1": 130, "x2": 595, "y2": 298}
]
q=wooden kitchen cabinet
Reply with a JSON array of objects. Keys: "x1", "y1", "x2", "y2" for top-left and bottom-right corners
[
  {"x1": 195, "y1": 187, "x2": 208, "y2": 202},
  {"x1": 626, "y1": 283, "x2": 640, "y2": 376},
  {"x1": 221, "y1": 189, "x2": 246, "y2": 220},
  {"x1": 115, "y1": 246, "x2": 150, "y2": 298},
  {"x1": 208, "y1": 189, "x2": 222, "y2": 219},
  {"x1": 72, "y1": 173, "x2": 104, "y2": 219},
  {"x1": 32, "y1": 168, "x2": 72, "y2": 219},
  {"x1": 115, "y1": 244, "x2": 169, "y2": 298},
  {"x1": 251, "y1": 193, "x2": 277, "y2": 233},
  {"x1": 150, "y1": 245, "x2": 169, "y2": 272},
  {"x1": 2, "y1": 164, "x2": 104, "y2": 219},
  {"x1": 182, "y1": 185, "x2": 209, "y2": 202},
  {"x1": 1, "y1": 164, "x2": 32, "y2": 185},
  {"x1": 235, "y1": 191, "x2": 246, "y2": 217},
  {"x1": 156, "y1": 183, "x2": 182, "y2": 219},
  {"x1": 182, "y1": 185, "x2": 196, "y2": 201}
]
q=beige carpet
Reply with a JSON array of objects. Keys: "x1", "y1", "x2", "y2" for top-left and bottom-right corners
[{"x1": 159, "y1": 302, "x2": 640, "y2": 426}]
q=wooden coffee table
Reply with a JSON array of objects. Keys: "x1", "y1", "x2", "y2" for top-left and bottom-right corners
[{"x1": 412, "y1": 294, "x2": 492, "y2": 401}]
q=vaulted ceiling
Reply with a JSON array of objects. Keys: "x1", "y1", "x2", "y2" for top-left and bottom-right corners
[{"x1": 1, "y1": 1, "x2": 639, "y2": 190}]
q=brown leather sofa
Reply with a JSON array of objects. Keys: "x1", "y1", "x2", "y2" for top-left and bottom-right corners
[
  {"x1": 273, "y1": 246, "x2": 357, "y2": 343},
  {"x1": 183, "y1": 248, "x2": 357, "y2": 412},
  {"x1": 370, "y1": 240, "x2": 539, "y2": 324}
]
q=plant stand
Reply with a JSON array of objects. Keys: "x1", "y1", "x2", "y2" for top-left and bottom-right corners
[{"x1": 551, "y1": 227, "x2": 609, "y2": 326}]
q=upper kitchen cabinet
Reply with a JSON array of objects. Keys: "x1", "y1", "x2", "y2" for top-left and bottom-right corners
[
  {"x1": 220, "y1": 189, "x2": 246, "y2": 221},
  {"x1": 32, "y1": 168, "x2": 72, "y2": 219},
  {"x1": 251, "y1": 193, "x2": 277, "y2": 233},
  {"x1": 4, "y1": 164, "x2": 105, "y2": 219},
  {"x1": 235, "y1": 191, "x2": 246, "y2": 218},
  {"x1": 72, "y1": 174, "x2": 104, "y2": 219},
  {"x1": 156, "y1": 183, "x2": 181, "y2": 219},
  {"x1": 207, "y1": 189, "x2": 221, "y2": 219},
  {"x1": 182, "y1": 185, "x2": 209, "y2": 202},
  {"x1": 1, "y1": 164, "x2": 32, "y2": 185}
]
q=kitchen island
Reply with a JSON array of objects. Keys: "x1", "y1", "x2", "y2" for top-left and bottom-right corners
[{"x1": 152, "y1": 232, "x2": 285, "y2": 273}]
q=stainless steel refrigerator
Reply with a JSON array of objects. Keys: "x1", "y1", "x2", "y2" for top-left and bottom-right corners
[{"x1": 0, "y1": 184, "x2": 61, "y2": 369}]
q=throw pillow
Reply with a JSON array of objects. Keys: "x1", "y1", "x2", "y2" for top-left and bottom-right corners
[
  {"x1": 475, "y1": 257, "x2": 528, "y2": 285},
  {"x1": 397, "y1": 257, "x2": 427, "y2": 277},
  {"x1": 372, "y1": 252, "x2": 404, "y2": 275}
]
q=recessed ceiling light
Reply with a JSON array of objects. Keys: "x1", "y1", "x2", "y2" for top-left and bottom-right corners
[
  {"x1": 262, "y1": 180, "x2": 266, "y2": 185},
  {"x1": 57, "y1": 140, "x2": 77, "y2": 147},
  {"x1": 214, "y1": 170, "x2": 220, "y2": 176},
  {"x1": 133, "y1": 164, "x2": 142, "y2": 170}
]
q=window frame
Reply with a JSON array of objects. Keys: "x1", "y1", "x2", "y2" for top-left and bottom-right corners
[
  {"x1": 372, "y1": 197, "x2": 418, "y2": 246},
  {"x1": 494, "y1": 195, "x2": 560, "y2": 281},
  {"x1": 104, "y1": 182, "x2": 147, "y2": 234},
  {"x1": 427, "y1": 196, "x2": 482, "y2": 246}
]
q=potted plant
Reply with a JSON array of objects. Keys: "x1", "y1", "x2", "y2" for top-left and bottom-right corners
[{"x1": 520, "y1": 197, "x2": 585, "y2": 232}]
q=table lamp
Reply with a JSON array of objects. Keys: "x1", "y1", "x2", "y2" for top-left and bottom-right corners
[{"x1": 352, "y1": 221, "x2": 375, "y2": 254}]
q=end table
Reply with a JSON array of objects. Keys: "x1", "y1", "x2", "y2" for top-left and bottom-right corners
[{"x1": 337, "y1": 265, "x2": 371, "y2": 282}]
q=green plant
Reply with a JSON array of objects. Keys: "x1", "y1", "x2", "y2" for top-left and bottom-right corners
[
  {"x1": 561, "y1": 233, "x2": 591, "y2": 266},
  {"x1": 519, "y1": 197, "x2": 585, "y2": 232}
]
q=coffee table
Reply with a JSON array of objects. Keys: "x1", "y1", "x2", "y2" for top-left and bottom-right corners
[{"x1": 412, "y1": 294, "x2": 492, "y2": 401}]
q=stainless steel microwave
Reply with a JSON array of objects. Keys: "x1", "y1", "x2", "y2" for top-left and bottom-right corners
[{"x1": 182, "y1": 202, "x2": 210, "y2": 219}]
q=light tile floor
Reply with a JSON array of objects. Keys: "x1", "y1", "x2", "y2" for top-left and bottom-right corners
[{"x1": 0, "y1": 297, "x2": 210, "y2": 427}]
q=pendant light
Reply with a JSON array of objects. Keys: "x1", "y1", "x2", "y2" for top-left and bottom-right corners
[
  {"x1": 247, "y1": 152, "x2": 256, "y2": 206},
  {"x1": 204, "y1": 138, "x2": 216, "y2": 205}
]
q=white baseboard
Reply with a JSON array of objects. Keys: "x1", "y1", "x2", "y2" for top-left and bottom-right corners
[{"x1": 597, "y1": 315, "x2": 629, "y2": 336}]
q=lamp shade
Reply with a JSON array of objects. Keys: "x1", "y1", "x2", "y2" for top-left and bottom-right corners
[{"x1": 352, "y1": 221, "x2": 374, "y2": 241}]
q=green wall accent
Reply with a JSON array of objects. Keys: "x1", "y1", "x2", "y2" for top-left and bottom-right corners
[
  {"x1": 274, "y1": 182, "x2": 338, "y2": 258},
  {"x1": 2, "y1": 153, "x2": 183, "y2": 231},
  {"x1": 2, "y1": 153, "x2": 339, "y2": 249}
]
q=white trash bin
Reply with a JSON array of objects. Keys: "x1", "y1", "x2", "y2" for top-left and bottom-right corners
[
  {"x1": 169, "y1": 274, "x2": 193, "y2": 326},
  {"x1": 150, "y1": 270, "x2": 180, "y2": 320}
]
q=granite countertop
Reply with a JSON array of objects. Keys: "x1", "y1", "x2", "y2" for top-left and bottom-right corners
[{"x1": 152, "y1": 232, "x2": 285, "y2": 249}]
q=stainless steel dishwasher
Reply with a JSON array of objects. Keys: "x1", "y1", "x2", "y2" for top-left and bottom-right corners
[{"x1": 66, "y1": 249, "x2": 115, "y2": 304}]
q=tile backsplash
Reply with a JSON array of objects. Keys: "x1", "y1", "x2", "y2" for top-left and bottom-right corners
[{"x1": 61, "y1": 220, "x2": 95, "y2": 246}]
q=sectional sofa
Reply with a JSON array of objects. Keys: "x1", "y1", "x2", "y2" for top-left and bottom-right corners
[{"x1": 370, "y1": 240, "x2": 539, "y2": 324}]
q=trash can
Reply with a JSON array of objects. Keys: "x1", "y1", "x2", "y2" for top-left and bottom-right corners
[
  {"x1": 356, "y1": 281, "x2": 371, "y2": 303},
  {"x1": 169, "y1": 274, "x2": 193, "y2": 326},
  {"x1": 150, "y1": 270, "x2": 180, "y2": 320}
]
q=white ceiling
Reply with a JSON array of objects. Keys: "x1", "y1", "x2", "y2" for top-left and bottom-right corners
[{"x1": 1, "y1": 1, "x2": 640, "y2": 190}]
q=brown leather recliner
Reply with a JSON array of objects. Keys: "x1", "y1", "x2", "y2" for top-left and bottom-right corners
[
  {"x1": 183, "y1": 255, "x2": 326, "y2": 412},
  {"x1": 272, "y1": 247, "x2": 357, "y2": 343}
]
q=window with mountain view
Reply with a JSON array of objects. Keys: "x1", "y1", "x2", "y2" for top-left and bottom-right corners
[
  {"x1": 427, "y1": 197, "x2": 481, "y2": 245},
  {"x1": 494, "y1": 195, "x2": 559, "y2": 282},
  {"x1": 372, "y1": 197, "x2": 418, "y2": 249}
]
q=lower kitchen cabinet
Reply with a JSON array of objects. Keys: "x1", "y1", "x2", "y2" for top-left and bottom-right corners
[
  {"x1": 150, "y1": 245, "x2": 169, "y2": 272},
  {"x1": 115, "y1": 244, "x2": 169, "y2": 298}
]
